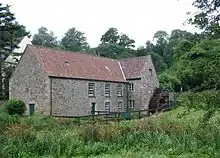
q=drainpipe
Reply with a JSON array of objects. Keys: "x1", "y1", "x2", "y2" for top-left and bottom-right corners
[{"x1": 50, "y1": 77, "x2": 52, "y2": 115}]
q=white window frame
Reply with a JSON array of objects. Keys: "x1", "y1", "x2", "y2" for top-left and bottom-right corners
[
  {"x1": 88, "y1": 83, "x2": 95, "y2": 97},
  {"x1": 118, "y1": 101, "x2": 123, "y2": 111},
  {"x1": 129, "y1": 83, "x2": 134, "y2": 92},
  {"x1": 105, "y1": 83, "x2": 111, "y2": 96},
  {"x1": 105, "y1": 102, "x2": 110, "y2": 112},
  {"x1": 117, "y1": 84, "x2": 123, "y2": 96},
  {"x1": 129, "y1": 100, "x2": 135, "y2": 108}
]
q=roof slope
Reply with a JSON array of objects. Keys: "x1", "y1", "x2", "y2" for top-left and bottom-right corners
[
  {"x1": 28, "y1": 45, "x2": 126, "y2": 82},
  {"x1": 119, "y1": 56, "x2": 151, "y2": 79}
]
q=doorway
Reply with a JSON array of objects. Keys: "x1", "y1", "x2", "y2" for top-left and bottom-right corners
[
  {"x1": 91, "y1": 102, "x2": 96, "y2": 115},
  {"x1": 29, "y1": 103, "x2": 35, "y2": 115}
]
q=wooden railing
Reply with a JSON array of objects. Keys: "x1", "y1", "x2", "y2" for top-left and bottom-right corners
[{"x1": 53, "y1": 101, "x2": 178, "y2": 126}]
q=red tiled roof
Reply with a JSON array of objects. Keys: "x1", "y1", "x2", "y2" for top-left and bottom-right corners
[
  {"x1": 119, "y1": 56, "x2": 150, "y2": 79},
  {"x1": 28, "y1": 45, "x2": 126, "y2": 82}
]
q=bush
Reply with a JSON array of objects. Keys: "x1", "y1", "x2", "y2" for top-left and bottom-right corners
[{"x1": 5, "y1": 99, "x2": 26, "y2": 115}]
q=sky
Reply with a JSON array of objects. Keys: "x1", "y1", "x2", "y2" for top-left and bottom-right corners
[{"x1": 2, "y1": 0, "x2": 198, "y2": 48}]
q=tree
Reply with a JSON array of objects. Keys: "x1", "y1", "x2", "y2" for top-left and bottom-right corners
[
  {"x1": 94, "y1": 43, "x2": 134, "y2": 59},
  {"x1": 61, "y1": 27, "x2": 89, "y2": 52},
  {"x1": 32, "y1": 27, "x2": 58, "y2": 48},
  {"x1": 145, "y1": 40, "x2": 154, "y2": 52},
  {"x1": 0, "y1": 3, "x2": 29, "y2": 99},
  {"x1": 189, "y1": 0, "x2": 220, "y2": 38},
  {"x1": 153, "y1": 31, "x2": 169, "y2": 56},
  {"x1": 118, "y1": 34, "x2": 135, "y2": 48},
  {"x1": 101, "y1": 28, "x2": 120, "y2": 44}
]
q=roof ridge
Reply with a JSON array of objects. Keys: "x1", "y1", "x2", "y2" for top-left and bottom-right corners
[
  {"x1": 119, "y1": 55, "x2": 151, "y2": 61},
  {"x1": 118, "y1": 61, "x2": 126, "y2": 81}
]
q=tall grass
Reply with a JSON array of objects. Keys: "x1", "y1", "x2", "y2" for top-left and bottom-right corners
[{"x1": 0, "y1": 98, "x2": 220, "y2": 157}]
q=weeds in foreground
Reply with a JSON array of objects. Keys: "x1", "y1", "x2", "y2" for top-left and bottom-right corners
[{"x1": 0, "y1": 104, "x2": 220, "y2": 157}]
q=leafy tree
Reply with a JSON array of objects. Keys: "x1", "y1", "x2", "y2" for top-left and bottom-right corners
[
  {"x1": 159, "y1": 71, "x2": 181, "y2": 91},
  {"x1": 0, "y1": 3, "x2": 29, "y2": 99},
  {"x1": 97, "y1": 28, "x2": 136, "y2": 58},
  {"x1": 118, "y1": 34, "x2": 135, "y2": 48},
  {"x1": 145, "y1": 40, "x2": 154, "y2": 52},
  {"x1": 173, "y1": 39, "x2": 220, "y2": 91},
  {"x1": 101, "y1": 28, "x2": 120, "y2": 44},
  {"x1": 61, "y1": 27, "x2": 89, "y2": 52},
  {"x1": 32, "y1": 27, "x2": 58, "y2": 48},
  {"x1": 94, "y1": 43, "x2": 134, "y2": 59},
  {"x1": 153, "y1": 31, "x2": 169, "y2": 57},
  {"x1": 189, "y1": 0, "x2": 220, "y2": 38}
]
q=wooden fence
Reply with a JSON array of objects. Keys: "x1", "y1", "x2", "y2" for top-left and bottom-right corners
[{"x1": 54, "y1": 101, "x2": 178, "y2": 126}]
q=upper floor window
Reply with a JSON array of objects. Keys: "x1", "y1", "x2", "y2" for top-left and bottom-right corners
[
  {"x1": 149, "y1": 69, "x2": 153, "y2": 76},
  {"x1": 105, "y1": 84, "x2": 110, "y2": 96},
  {"x1": 118, "y1": 101, "x2": 123, "y2": 111},
  {"x1": 129, "y1": 100, "x2": 135, "y2": 108},
  {"x1": 88, "y1": 83, "x2": 95, "y2": 96},
  {"x1": 105, "y1": 102, "x2": 110, "y2": 112},
  {"x1": 117, "y1": 84, "x2": 123, "y2": 96},
  {"x1": 129, "y1": 83, "x2": 134, "y2": 92}
]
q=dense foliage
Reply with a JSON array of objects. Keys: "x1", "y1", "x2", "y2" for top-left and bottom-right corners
[{"x1": 4, "y1": 99, "x2": 26, "y2": 115}]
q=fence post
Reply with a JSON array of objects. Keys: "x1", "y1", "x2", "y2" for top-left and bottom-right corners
[
  {"x1": 117, "y1": 113, "x2": 120, "y2": 123},
  {"x1": 105, "y1": 113, "x2": 108, "y2": 124},
  {"x1": 78, "y1": 117, "x2": 80, "y2": 126},
  {"x1": 92, "y1": 113, "x2": 95, "y2": 125},
  {"x1": 115, "y1": 113, "x2": 117, "y2": 123}
]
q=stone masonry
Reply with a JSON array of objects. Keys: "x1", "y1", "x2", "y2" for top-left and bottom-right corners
[
  {"x1": 9, "y1": 45, "x2": 159, "y2": 116},
  {"x1": 51, "y1": 78, "x2": 127, "y2": 116},
  {"x1": 9, "y1": 46, "x2": 51, "y2": 115}
]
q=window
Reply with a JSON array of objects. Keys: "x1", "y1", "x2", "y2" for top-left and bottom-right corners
[
  {"x1": 105, "y1": 84, "x2": 110, "y2": 96},
  {"x1": 129, "y1": 100, "x2": 135, "y2": 108},
  {"x1": 118, "y1": 101, "x2": 123, "y2": 111},
  {"x1": 117, "y1": 84, "x2": 123, "y2": 96},
  {"x1": 149, "y1": 69, "x2": 153, "y2": 76},
  {"x1": 88, "y1": 83, "x2": 95, "y2": 96},
  {"x1": 129, "y1": 83, "x2": 134, "y2": 91},
  {"x1": 105, "y1": 102, "x2": 110, "y2": 112}
]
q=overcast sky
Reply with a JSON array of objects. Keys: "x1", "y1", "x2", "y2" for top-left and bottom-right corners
[{"x1": 2, "y1": 0, "x2": 197, "y2": 47}]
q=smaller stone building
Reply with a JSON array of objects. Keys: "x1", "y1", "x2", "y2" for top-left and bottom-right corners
[{"x1": 9, "y1": 45, "x2": 159, "y2": 116}]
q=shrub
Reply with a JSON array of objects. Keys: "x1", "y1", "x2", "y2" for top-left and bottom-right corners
[{"x1": 5, "y1": 99, "x2": 26, "y2": 115}]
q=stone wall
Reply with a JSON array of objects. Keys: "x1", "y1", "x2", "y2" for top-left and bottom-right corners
[
  {"x1": 127, "y1": 57, "x2": 159, "y2": 111},
  {"x1": 51, "y1": 77, "x2": 128, "y2": 116},
  {"x1": 140, "y1": 56, "x2": 159, "y2": 110},
  {"x1": 127, "y1": 79, "x2": 142, "y2": 111},
  {"x1": 9, "y1": 47, "x2": 50, "y2": 115}
]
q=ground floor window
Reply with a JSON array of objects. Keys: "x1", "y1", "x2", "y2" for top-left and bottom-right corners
[
  {"x1": 118, "y1": 101, "x2": 123, "y2": 111},
  {"x1": 129, "y1": 100, "x2": 135, "y2": 108},
  {"x1": 105, "y1": 102, "x2": 110, "y2": 112}
]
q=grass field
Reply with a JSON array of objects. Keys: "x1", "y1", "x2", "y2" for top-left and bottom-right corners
[{"x1": 1, "y1": 104, "x2": 220, "y2": 158}]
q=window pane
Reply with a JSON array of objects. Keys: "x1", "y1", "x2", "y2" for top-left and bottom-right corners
[
  {"x1": 88, "y1": 83, "x2": 95, "y2": 96},
  {"x1": 105, "y1": 102, "x2": 110, "y2": 111},
  {"x1": 118, "y1": 102, "x2": 122, "y2": 111},
  {"x1": 129, "y1": 100, "x2": 134, "y2": 108},
  {"x1": 105, "y1": 84, "x2": 110, "y2": 96},
  {"x1": 117, "y1": 84, "x2": 123, "y2": 96},
  {"x1": 129, "y1": 83, "x2": 134, "y2": 91}
]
